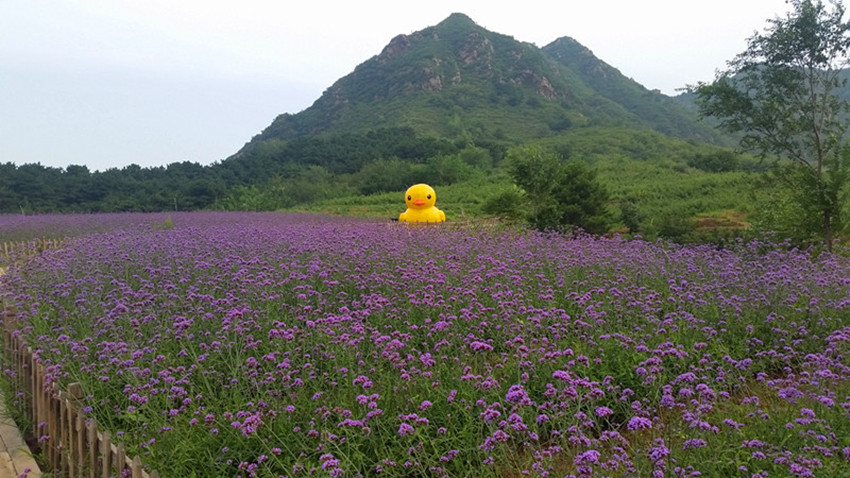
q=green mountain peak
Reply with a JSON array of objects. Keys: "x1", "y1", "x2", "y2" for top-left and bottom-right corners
[
  {"x1": 238, "y1": 13, "x2": 729, "y2": 155},
  {"x1": 436, "y1": 12, "x2": 479, "y2": 28}
]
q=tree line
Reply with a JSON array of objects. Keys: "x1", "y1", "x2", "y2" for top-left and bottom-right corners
[
  {"x1": 0, "y1": 161, "x2": 222, "y2": 213},
  {"x1": 0, "y1": 128, "x2": 490, "y2": 214}
]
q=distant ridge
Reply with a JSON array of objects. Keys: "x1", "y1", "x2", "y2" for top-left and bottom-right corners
[{"x1": 541, "y1": 37, "x2": 722, "y2": 143}]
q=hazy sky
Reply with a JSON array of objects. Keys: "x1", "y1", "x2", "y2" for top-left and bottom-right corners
[{"x1": 1, "y1": 0, "x2": 791, "y2": 171}]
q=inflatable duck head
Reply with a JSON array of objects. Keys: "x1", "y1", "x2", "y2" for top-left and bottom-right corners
[{"x1": 399, "y1": 183, "x2": 446, "y2": 223}]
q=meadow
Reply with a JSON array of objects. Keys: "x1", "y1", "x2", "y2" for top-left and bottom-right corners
[{"x1": 1, "y1": 212, "x2": 849, "y2": 477}]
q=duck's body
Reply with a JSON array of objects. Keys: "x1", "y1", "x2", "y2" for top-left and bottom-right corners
[
  {"x1": 399, "y1": 207, "x2": 446, "y2": 223},
  {"x1": 399, "y1": 184, "x2": 446, "y2": 223}
]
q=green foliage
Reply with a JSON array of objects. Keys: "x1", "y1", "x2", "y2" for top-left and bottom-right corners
[
  {"x1": 654, "y1": 213, "x2": 698, "y2": 240},
  {"x1": 617, "y1": 199, "x2": 642, "y2": 233},
  {"x1": 687, "y1": 150, "x2": 742, "y2": 172},
  {"x1": 217, "y1": 176, "x2": 293, "y2": 211},
  {"x1": 355, "y1": 159, "x2": 423, "y2": 196},
  {"x1": 457, "y1": 145, "x2": 493, "y2": 170},
  {"x1": 507, "y1": 145, "x2": 610, "y2": 234},
  {"x1": 481, "y1": 187, "x2": 525, "y2": 220},
  {"x1": 694, "y1": 0, "x2": 850, "y2": 249},
  {"x1": 426, "y1": 153, "x2": 479, "y2": 185},
  {"x1": 545, "y1": 127, "x2": 719, "y2": 163},
  {"x1": 217, "y1": 166, "x2": 351, "y2": 211},
  {"x1": 287, "y1": 166, "x2": 338, "y2": 204},
  {"x1": 751, "y1": 152, "x2": 850, "y2": 246}
]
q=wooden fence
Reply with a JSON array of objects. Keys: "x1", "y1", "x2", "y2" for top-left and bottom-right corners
[
  {"x1": 1, "y1": 239, "x2": 65, "y2": 264},
  {"x1": 1, "y1": 308, "x2": 159, "y2": 478}
]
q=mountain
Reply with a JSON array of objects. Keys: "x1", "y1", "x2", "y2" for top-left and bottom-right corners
[
  {"x1": 541, "y1": 37, "x2": 723, "y2": 144},
  {"x1": 235, "y1": 13, "x2": 730, "y2": 157}
]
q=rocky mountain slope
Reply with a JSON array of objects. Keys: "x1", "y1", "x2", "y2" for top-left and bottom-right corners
[{"x1": 235, "y1": 13, "x2": 730, "y2": 156}]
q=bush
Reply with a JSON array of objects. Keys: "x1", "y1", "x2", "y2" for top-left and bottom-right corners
[
  {"x1": 481, "y1": 187, "x2": 525, "y2": 219},
  {"x1": 687, "y1": 150, "x2": 741, "y2": 172},
  {"x1": 507, "y1": 145, "x2": 610, "y2": 234}
]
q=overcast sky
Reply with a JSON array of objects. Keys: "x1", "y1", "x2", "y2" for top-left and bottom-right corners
[{"x1": 1, "y1": 0, "x2": 791, "y2": 171}]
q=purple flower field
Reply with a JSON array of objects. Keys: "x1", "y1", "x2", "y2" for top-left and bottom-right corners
[
  {"x1": 2, "y1": 212, "x2": 850, "y2": 477},
  {"x1": 0, "y1": 212, "x2": 173, "y2": 242}
]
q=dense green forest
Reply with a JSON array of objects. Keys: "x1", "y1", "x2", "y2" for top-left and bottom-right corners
[{"x1": 0, "y1": 127, "x2": 465, "y2": 213}]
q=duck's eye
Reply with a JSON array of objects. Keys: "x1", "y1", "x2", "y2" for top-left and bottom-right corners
[
  {"x1": 427, "y1": 194, "x2": 432, "y2": 199},
  {"x1": 407, "y1": 195, "x2": 412, "y2": 201}
]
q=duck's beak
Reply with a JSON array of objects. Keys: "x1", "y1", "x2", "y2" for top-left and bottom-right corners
[{"x1": 413, "y1": 199, "x2": 427, "y2": 206}]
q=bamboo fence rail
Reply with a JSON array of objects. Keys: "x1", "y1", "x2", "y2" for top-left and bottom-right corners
[{"x1": 2, "y1": 307, "x2": 160, "y2": 477}]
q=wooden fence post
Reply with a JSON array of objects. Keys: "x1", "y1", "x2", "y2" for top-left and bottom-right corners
[
  {"x1": 59, "y1": 390, "x2": 69, "y2": 476},
  {"x1": 116, "y1": 443, "x2": 126, "y2": 476},
  {"x1": 132, "y1": 455, "x2": 144, "y2": 478},
  {"x1": 100, "y1": 431, "x2": 111, "y2": 478},
  {"x1": 87, "y1": 419, "x2": 97, "y2": 478},
  {"x1": 35, "y1": 362, "x2": 44, "y2": 458},
  {"x1": 50, "y1": 382, "x2": 59, "y2": 471},
  {"x1": 66, "y1": 382, "x2": 84, "y2": 478},
  {"x1": 75, "y1": 408, "x2": 85, "y2": 477},
  {"x1": 22, "y1": 343, "x2": 33, "y2": 425}
]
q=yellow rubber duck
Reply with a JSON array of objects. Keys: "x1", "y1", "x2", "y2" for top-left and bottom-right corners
[{"x1": 399, "y1": 184, "x2": 446, "y2": 223}]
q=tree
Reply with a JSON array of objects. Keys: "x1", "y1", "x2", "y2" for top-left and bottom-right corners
[
  {"x1": 694, "y1": 0, "x2": 850, "y2": 249},
  {"x1": 356, "y1": 159, "x2": 419, "y2": 195},
  {"x1": 427, "y1": 153, "x2": 477, "y2": 185},
  {"x1": 507, "y1": 145, "x2": 610, "y2": 234}
]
